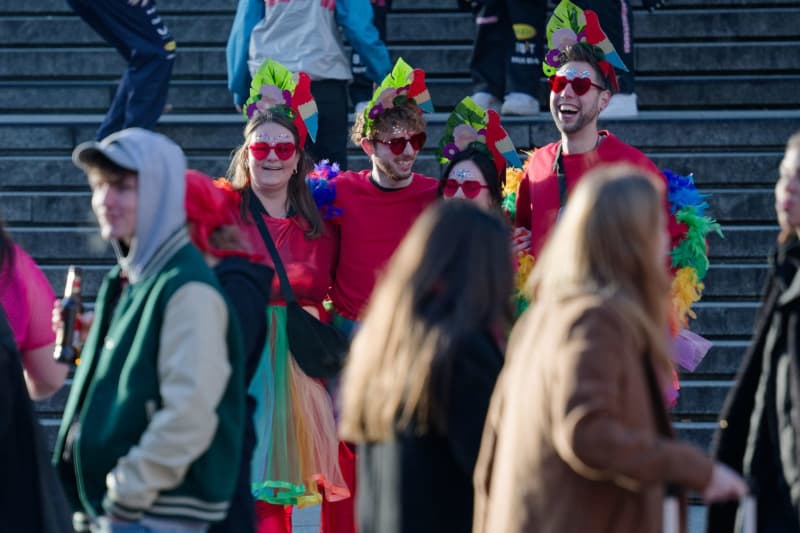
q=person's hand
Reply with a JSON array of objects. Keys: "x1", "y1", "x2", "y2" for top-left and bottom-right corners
[
  {"x1": 702, "y1": 462, "x2": 748, "y2": 502},
  {"x1": 512, "y1": 226, "x2": 531, "y2": 255},
  {"x1": 51, "y1": 300, "x2": 94, "y2": 344}
]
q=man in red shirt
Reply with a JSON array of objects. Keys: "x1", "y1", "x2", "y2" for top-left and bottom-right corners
[
  {"x1": 328, "y1": 59, "x2": 439, "y2": 331},
  {"x1": 516, "y1": 38, "x2": 683, "y2": 256}
]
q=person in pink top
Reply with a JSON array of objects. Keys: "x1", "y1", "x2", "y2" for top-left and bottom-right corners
[
  {"x1": 326, "y1": 58, "x2": 439, "y2": 332},
  {"x1": 0, "y1": 222, "x2": 66, "y2": 400}
]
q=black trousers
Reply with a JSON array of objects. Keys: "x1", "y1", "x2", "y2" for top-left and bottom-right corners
[
  {"x1": 469, "y1": 0, "x2": 547, "y2": 99},
  {"x1": 309, "y1": 79, "x2": 350, "y2": 170},
  {"x1": 574, "y1": 0, "x2": 635, "y2": 94}
]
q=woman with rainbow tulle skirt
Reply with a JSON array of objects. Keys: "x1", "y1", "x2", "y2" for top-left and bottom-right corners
[{"x1": 227, "y1": 59, "x2": 349, "y2": 533}]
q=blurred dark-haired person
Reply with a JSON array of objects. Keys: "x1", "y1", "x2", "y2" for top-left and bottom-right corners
[
  {"x1": 707, "y1": 132, "x2": 800, "y2": 533},
  {"x1": 340, "y1": 201, "x2": 513, "y2": 533}
]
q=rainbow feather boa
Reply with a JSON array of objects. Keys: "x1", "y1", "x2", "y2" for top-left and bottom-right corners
[
  {"x1": 502, "y1": 165, "x2": 535, "y2": 316},
  {"x1": 665, "y1": 169, "x2": 723, "y2": 329}
]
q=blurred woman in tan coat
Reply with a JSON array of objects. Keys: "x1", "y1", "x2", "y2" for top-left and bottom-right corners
[{"x1": 473, "y1": 165, "x2": 747, "y2": 533}]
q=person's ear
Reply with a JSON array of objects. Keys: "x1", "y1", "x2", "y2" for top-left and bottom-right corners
[
  {"x1": 361, "y1": 137, "x2": 375, "y2": 156},
  {"x1": 598, "y1": 89, "x2": 612, "y2": 111}
]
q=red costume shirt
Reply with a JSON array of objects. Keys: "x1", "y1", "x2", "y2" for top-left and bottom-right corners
[
  {"x1": 329, "y1": 170, "x2": 438, "y2": 320},
  {"x1": 241, "y1": 210, "x2": 339, "y2": 311},
  {"x1": 515, "y1": 132, "x2": 685, "y2": 257}
]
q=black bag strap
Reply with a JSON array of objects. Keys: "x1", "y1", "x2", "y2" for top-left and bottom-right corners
[{"x1": 248, "y1": 200, "x2": 297, "y2": 304}]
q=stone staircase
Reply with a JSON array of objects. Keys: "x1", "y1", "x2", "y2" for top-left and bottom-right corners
[{"x1": 1, "y1": 1, "x2": 799, "y2": 524}]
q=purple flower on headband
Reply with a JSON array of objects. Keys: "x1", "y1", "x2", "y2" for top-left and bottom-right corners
[
  {"x1": 453, "y1": 124, "x2": 479, "y2": 151},
  {"x1": 368, "y1": 104, "x2": 384, "y2": 119},
  {"x1": 545, "y1": 49, "x2": 562, "y2": 68},
  {"x1": 246, "y1": 102, "x2": 260, "y2": 118},
  {"x1": 442, "y1": 143, "x2": 460, "y2": 159},
  {"x1": 282, "y1": 89, "x2": 293, "y2": 107}
]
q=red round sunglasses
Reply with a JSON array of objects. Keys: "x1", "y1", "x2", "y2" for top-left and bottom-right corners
[
  {"x1": 548, "y1": 75, "x2": 606, "y2": 96},
  {"x1": 374, "y1": 132, "x2": 427, "y2": 155},
  {"x1": 442, "y1": 179, "x2": 489, "y2": 199},
  {"x1": 249, "y1": 141, "x2": 296, "y2": 161}
]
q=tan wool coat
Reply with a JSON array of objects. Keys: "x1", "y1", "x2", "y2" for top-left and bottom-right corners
[{"x1": 473, "y1": 291, "x2": 713, "y2": 533}]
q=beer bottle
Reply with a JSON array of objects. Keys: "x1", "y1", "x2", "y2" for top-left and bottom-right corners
[{"x1": 54, "y1": 266, "x2": 83, "y2": 365}]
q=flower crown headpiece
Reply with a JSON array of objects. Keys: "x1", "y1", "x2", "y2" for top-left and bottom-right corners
[
  {"x1": 543, "y1": 0, "x2": 628, "y2": 92},
  {"x1": 437, "y1": 97, "x2": 522, "y2": 178},
  {"x1": 363, "y1": 57, "x2": 433, "y2": 136},
  {"x1": 244, "y1": 59, "x2": 319, "y2": 147}
]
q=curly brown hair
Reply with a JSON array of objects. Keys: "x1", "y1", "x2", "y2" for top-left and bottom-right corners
[{"x1": 350, "y1": 102, "x2": 427, "y2": 146}]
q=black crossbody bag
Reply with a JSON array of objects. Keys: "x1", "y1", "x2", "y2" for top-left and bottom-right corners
[{"x1": 249, "y1": 203, "x2": 348, "y2": 378}]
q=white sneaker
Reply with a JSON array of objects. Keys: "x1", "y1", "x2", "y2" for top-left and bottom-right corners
[
  {"x1": 354, "y1": 100, "x2": 369, "y2": 115},
  {"x1": 471, "y1": 92, "x2": 502, "y2": 112},
  {"x1": 501, "y1": 92, "x2": 540, "y2": 116},
  {"x1": 600, "y1": 92, "x2": 638, "y2": 118}
]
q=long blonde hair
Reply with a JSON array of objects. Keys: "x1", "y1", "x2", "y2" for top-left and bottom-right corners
[
  {"x1": 527, "y1": 164, "x2": 673, "y2": 376},
  {"x1": 339, "y1": 201, "x2": 513, "y2": 443}
]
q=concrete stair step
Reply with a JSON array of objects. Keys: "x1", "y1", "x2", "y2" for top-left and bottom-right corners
[
  {"x1": 5, "y1": 9, "x2": 797, "y2": 47},
  {"x1": 692, "y1": 301, "x2": 758, "y2": 338},
  {"x1": 687, "y1": 340, "x2": 747, "y2": 376},
  {"x1": 636, "y1": 8, "x2": 800, "y2": 40},
  {"x1": 3, "y1": 41, "x2": 798, "y2": 81},
  {"x1": 707, "y1": 226, "x2": 775, "y2": 261},
  {"x1": 1, "y1": 111, "x2": 797, "y2": 155},
  {"x1": 4, "y1": 74, "x2": 798, "y2": 115},
  {"x1": 675, "y1": 421, "x2": 718, "y2": 451},
  {"x1": 705, "y1": 189, "x2": 775, "y2": 224},
  {"x1": 637, "y1": 41, "x2": 800, "y2": 75},
  {"x1": 0, "y1": 0, "x2": 468, "y2": 15},
  {"x1": 0, "y1": 187, "x2": 776, "y2": 228},
  {"x1": 2, "y1": 0, "x2": 798, "y2": 15},
  {"x1": 0, "y1": 151, "x2": 785, "y2": 205},
  {"x1": 10, "y1": 227, "x2": 112, "y2": 262},
  {"x1": 673, "y1": 379, "x2": 732, "y2": 417},
  {"x1": 703, "y1": 264, "x2": 767, "y2": 299},
  {"x1": 648, "y1": 152, "x2": 783, "y2": 186}
]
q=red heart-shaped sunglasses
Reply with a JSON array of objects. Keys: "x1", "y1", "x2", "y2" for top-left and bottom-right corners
[
  {"x1": 373, "y1": 132, "x2": 427, "y2": 155},
  {"x1": 442, "y1": 179, "x2": 489, "y2": 199},
  {"x1": 548, "y1": 75, "x2": 606, "y2": 96},
  {"x1": 249, "y1": 142, "x2": 296, "y2": 161}
]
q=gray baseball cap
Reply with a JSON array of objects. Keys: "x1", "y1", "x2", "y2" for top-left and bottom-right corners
[{"x1": 72, "y1": 128, "x2": 144, "y2": 173}]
